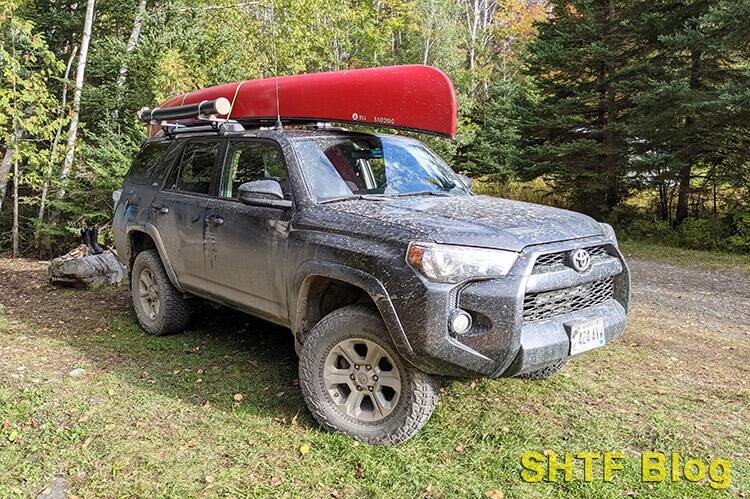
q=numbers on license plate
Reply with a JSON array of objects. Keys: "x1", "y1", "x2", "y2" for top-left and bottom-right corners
[{"x1": 570, "y1": 319, "x2": 605, "y2": 355}]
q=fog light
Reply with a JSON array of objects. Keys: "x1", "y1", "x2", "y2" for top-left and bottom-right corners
[{"x1": 449, "y1": 310, "x2": 472, "y2": 334}]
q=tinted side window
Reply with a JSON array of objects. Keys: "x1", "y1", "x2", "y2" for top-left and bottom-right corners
[
  {"x1": 127, "y1": 142, "x2": 170, "y2": 184},
  {"x1": 220, "y1": 141, "x2": 286, "y2": 198},
  {"x1": 167, "y1": 141, "x2": 220, "y2": 195}
]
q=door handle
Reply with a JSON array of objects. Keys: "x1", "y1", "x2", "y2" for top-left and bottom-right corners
[
  {"x1": 151, "y1": 205, "x2": 169, "y2": 214},
  {"x1": 205, "y1": 215, "x2": 224, "y2": 225}
]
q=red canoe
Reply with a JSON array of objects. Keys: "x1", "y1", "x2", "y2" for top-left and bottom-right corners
[{"x1": 151, "y1": 65, "x2": 457, "y2": 138}]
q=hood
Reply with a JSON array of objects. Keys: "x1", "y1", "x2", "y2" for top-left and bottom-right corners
[{"x1": 321, "y1": 194, "x2": 603, "y2": 252}]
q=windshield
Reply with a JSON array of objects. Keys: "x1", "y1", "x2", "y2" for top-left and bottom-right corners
[{"x1": 291, "y1": 135, "x2": 469, "y2": 201}]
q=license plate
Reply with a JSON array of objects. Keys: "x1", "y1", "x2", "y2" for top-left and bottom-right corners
[{"x1": 569, "y1": 318, "x2": 605, "y2": 355}]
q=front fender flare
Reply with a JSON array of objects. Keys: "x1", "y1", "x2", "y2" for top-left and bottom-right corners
[{"x1": 293, "y1": 260, "x2": 413, "y2": 357}]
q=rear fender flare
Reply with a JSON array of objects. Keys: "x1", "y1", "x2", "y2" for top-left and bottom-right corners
[{"x1": 126, "y1": 224, "x2": 183, "y2": 292}]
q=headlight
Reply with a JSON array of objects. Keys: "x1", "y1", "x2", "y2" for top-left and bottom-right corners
[
  {"x1": 407, "y1": 242, "x2": 518, "y2": 283},
  {"x1": 599, "y1": 222, "x2": 618, "y2": 248}
]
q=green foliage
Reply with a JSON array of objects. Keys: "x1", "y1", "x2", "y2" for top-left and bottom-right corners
[
  {"x1": 0, "y1": 0, "x2": 748, "y2": 257},
  {"x1": 625, "y1": 0, "x2": 750, "y2": 224},
  {"x1": 617, "y1": 211, "x2": 750, "y2": 253},
  {"x1": 517, "y1": 0, "x2": 634, "y2": 220},
  {"x1": 0, "y1": 3, "x2": 66, "y2": 255},
  {"x1": 0, "y1": 7, "x2": 65, "y2": 165},
  {"x1": 517, "y1": 0, "x2": 750, "y2": 229},
  {"x1": 462, "y1": 77, "x2": 535, "y2": 178}
]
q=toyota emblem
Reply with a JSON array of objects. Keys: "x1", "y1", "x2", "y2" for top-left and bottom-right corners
[{"x1": 569, "y1": 249, "x2": 592, "y2": 273}]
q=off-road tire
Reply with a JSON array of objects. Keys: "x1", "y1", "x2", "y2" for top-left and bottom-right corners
[
  {"x1": 131, "y1": 249, "x2": 190, "y2": 336},
  {"x1": 299, "y1": 305, "x2": 440, "y2": 445},
  {"x1": 518, "y1": 359, "x2": 568, "y2": 380}
]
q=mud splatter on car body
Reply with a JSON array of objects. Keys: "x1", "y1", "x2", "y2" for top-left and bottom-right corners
[{"x1": 113, "y1": 127, "x2": 630, "y2": 379}]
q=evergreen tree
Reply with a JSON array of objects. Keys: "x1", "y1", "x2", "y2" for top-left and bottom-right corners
[
  {"x1": 463, "y1": 78, "x2": 534, "y2": 178},
  {"x1": 519, "y1": 0, "x2": 633, "y2": 219},
  {"x1": 627, "y1": 0, "x2": 750, "y2": 224}
]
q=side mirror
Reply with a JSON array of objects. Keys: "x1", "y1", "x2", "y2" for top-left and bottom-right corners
[
  {"x1": 238, "y1": 180, "x2": 292, "y2": 208},
  {"x1": 458, "y1": 174, "x2": 473, "y2": 191}
]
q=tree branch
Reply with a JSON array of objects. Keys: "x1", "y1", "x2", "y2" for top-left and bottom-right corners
[{"x1": 180, "y1": 2, "x2": 259, "y2": 12}]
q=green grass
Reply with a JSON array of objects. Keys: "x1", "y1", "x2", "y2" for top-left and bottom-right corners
[
  {"x1": 620, "y1": 239, "x2": 750, "y2": 275},
  {"x1": 0, "y1": 261, "x2": 748, "y2": 497}
]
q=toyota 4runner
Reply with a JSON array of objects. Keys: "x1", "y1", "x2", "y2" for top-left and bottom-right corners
[{"x1": 113, "y1": 123, "x2": 630, "y2": 445}]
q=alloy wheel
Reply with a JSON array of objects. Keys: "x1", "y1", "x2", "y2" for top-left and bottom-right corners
[
  {"x1": 138, "y1": 268, "x2": 161, "y2": 321},
  {"x1": 323, "y1": 338, "x2": 402, "y2": 422}
]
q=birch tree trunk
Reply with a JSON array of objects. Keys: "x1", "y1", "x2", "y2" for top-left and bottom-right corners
[
  {"x1": 56, "y1": 0, "x2": 96, "y2": 206},
  {"x1": 465, "y1": 0, "x2": 480, "y2": 72},
  {"x1": 38, "y1": 45, "x2": 78, "y2": 223},
  {"x1": 10, "y1": 9, "x2": 19, "y2": 257},
  {"x1": 116, "y1": 0, "x2": 146, "y2": 92},
  {"x1": 423, "y1": 34, "x2": 431, "y2": 65},
  {"x1": 0, "y1": 143, "x2": 14, "y2": 211},
  {"x1": 12, "y1": 148, "x2": 19, "y2": 257}
]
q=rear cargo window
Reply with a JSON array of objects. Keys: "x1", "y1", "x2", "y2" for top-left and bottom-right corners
[{"x1": 127, "y1": 142, "x2": 170, "y2": 184}]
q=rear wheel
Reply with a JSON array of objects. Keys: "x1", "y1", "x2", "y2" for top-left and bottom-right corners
[
  {"x1": 299, "y1": 305, "x2": 440, "y2": 445},
  {"x1": 131, "y1": 249, "x2": 190, "y2": 336}
]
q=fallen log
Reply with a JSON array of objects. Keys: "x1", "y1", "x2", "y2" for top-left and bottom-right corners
[{"x1": 49, "y1": 252, "x2": 127, "y2": 288}]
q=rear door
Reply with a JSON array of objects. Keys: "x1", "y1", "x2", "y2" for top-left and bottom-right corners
[
  {"x1": 203, "y1": 138, "x2": 292, "y2": 323},
  {"x1": 149, "y1": 138, "x2": 223, "y2": 293}
]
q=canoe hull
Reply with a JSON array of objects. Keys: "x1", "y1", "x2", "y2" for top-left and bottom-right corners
[{"x1": 153, "y1": 65, "x2": 457, "y2": 138}]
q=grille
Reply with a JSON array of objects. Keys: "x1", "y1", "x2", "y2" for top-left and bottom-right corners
[
  {"x1": 532, "y1": 245, "x2": 610, "y2": 274},
  {"x1": 523, "y1": 277, "x2": 614, "y2": 323}
]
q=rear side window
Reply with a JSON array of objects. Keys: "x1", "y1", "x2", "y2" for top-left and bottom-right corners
[
  {"x1": 127, "y1": 142, "x2": 170, "y2": 184},
  {"x1": 167, "y1": 141, "x2": 220, "y2": 195}
]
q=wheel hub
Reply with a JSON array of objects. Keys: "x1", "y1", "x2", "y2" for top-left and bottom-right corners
[
  {"x1": 138, "y1": 268, "x2": 161, "y2": 321},
  {"x1": 323, "y1": 338, "x2": 402, "y2": 422}
]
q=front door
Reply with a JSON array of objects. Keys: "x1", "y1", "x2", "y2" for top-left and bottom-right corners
[
  {"x1": 203, "y1": 139, "x2": 292, "y2": 323},
  {"x1": 149, "y1": 138, "x2": 222, "y2": 293}
]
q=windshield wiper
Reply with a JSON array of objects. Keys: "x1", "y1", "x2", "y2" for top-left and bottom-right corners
[
  {"x1": 390, "y1": 190, "x2": 451, "y2": 198},
  {"x1": 318, "y1": 194, "x2": 385, "y2": 205}
]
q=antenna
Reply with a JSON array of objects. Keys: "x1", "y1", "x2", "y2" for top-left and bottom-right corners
[
  {"x1": 275, "y1": 76, "x2": 282, "y2": 129},
  {"x1": 270, "y1": 1, "x2": 282, "y2": 130}
]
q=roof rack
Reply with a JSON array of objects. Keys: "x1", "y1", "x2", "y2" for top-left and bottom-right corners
[
  {"x1": 139, "y1": 97, "x2": 248, "y2": 137},
  {"x1": 138, "y1": 97, "x2": 231, "y2": 123},
  {"x1": 157, "y1": 120, "x2": 245, "y2": 138}
]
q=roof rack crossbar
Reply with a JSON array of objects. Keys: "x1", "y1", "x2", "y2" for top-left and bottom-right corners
[
  {"x1": 138, "y1": 97, "x2": 231, "y2": 123},
  {"x1": 160, "y1": 119, "x2": 245, "y2": 137}
]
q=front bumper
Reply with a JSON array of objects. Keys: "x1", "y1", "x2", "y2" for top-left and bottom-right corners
[
  {"x1": 500, "y1": 299, "x2": 627, "y2": 377},
  {"x1": 389, "y1": 236, "x2": 630, "y2": 378}
]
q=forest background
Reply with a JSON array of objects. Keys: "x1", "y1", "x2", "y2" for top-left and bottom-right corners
[{"x1": 1, "y1": 0, "x2": 748, "y2": 257}]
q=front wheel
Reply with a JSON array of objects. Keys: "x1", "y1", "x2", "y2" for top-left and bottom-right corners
[{"x1": 298, "y1": 305, "x2": 440, "y2": 445}]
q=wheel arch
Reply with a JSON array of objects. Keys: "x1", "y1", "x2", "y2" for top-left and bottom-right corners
[
  {"x1": 293, "y1": 261, "x2": 413, "y2": 356},
  {"x1": 126, "y1": 225, "x2": 183, "y2": 291}
]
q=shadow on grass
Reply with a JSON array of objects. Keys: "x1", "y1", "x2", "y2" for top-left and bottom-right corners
[{"x1": 40, "y1": 281, "x2": 310, "y2": 425}]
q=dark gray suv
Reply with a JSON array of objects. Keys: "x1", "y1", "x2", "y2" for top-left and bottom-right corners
[{"x1": 113, "y1": 125, "x2": 630, "y2": 444}]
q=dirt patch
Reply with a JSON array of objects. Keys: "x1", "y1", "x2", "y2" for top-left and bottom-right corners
[{"x1": 628, "y1": 258, "x2": 750, "y2": 333}]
